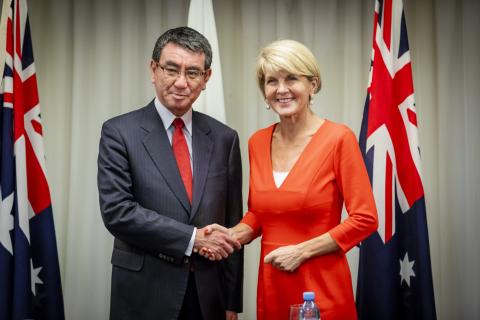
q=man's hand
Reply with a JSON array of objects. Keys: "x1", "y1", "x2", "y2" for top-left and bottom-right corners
[
  {"x1": 263, "y1": 245, "x2": 306, "y2": 272},
  {"x1": 193, "y1": 224, "x2": 241, "y2": 260},
  {"x1": 226, "y1": 310, "x2": 238, "y2": 320},
  {"x1": 197, "y1": 224, "x2": 241, "y2": 260}
]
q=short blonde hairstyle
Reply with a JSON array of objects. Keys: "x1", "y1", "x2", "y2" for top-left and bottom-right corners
[{"x1": 256, "y1": 39, "x2": 321, "y2": 97}]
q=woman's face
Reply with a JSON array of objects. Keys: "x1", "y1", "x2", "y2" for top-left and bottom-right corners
[{"x1": 264, "y1": 70, "x2": 317, "y2": 118}]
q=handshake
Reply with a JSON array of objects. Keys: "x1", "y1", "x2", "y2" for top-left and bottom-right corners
[{"x1": 193, "y1": 224, "x2": 241, "y2": 261}]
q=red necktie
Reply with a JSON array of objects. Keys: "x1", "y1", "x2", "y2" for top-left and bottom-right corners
[{"x1": 172, "y1": 118, "x2": 193, "y2": 203}]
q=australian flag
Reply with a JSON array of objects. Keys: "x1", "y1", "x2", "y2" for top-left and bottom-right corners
[
  {"x1": 0, "y1": 0, "x2": 64, "y2": 319},
  {"x1": 356, "y1": 0, "x2": 437, "y2": 319}
]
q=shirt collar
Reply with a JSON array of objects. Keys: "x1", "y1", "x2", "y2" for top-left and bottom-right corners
[{"x1": 154, "y1": 97, "x2": 193, "y2": 136}]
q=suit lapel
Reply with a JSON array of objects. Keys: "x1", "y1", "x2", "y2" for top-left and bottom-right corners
[
  {"x1": 190, "y1": 112, "x2": 213, "y2": 221},
  {"x1": 141, "y1": 103, "x2": 191, "y2": 213}
]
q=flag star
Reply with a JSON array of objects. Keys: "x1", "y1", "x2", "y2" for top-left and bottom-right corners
[
  {"x1": 399, "y1": 252, "x2": 416, "y2": 287},
  {"x1": 31, "y1": 259, "x2": 44, "y2": 296},
  {"x1": 0, "y1": 188, "x2": 15, "y2": 255}
]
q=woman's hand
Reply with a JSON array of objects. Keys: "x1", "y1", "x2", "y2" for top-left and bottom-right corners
[
  {"x1": 263, "y1": 245, "x2": 306, "y2": 272},
  {"x1": 264, "y1": 232, "x2": 340, "y2": 271}
]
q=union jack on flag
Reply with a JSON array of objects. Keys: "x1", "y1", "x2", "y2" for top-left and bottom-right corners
[
  {"x1": 0, "y1": 0, "x2": 64, "y2": 319},
  {"x1": 356, "y1": 0, "x2": 436, "y2": 319}
]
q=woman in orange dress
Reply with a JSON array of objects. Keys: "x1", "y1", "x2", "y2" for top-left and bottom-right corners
[{"x1": 204, "y1": 40, "x2": 378, "y2": 319}]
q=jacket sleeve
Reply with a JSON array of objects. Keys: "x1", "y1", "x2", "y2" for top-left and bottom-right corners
[
  {"x1": 222, "y1": 131, "x2": 244, "y2": 312},
  {"x1": 328, "y1": 128, "x2": 378, "y2": 252},
  {"x1": 97, "y1": 120, "x2": 193, "y2": 263}
]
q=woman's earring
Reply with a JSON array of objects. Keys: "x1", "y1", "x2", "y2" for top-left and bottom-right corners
[
  {"x1": 265, "y1": 104, "x2": 271, "y2": 110},
  {"x1": 310, "y1": 94, "x2": 315, "y2": 106}
]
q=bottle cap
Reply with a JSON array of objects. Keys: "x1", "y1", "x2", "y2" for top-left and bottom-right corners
[{"x1": 303, "y1": 291, "x2": 315, "y2": 301}]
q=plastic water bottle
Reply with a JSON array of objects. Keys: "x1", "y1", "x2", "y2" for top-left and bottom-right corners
[{"x1": 299, "y1": 291, "x2": 320, "y2": 320}]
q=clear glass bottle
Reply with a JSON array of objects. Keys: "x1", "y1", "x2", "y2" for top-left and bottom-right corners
[{"x1": 299, "y1": 291, "x2": 320, "y2": 320}]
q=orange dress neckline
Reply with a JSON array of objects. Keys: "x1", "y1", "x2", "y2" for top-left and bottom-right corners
[{"x1": 268, "y1": 119, "x2": 329, "y2": 190}]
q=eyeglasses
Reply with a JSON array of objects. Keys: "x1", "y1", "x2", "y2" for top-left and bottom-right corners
[{"x1": 156, "y1": 63, "x2": 206, "y2": 82}]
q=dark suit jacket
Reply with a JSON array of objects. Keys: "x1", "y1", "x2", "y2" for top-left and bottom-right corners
[{"x1": 97, "y1": 101, "x2": 243, "y2": 320}]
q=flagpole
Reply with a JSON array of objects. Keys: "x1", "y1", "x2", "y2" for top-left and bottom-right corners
[{"x1": 0, "y1": 0, "x2": 12, "y2": 84}]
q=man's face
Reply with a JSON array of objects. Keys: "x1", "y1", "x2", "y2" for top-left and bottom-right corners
[{"x1": 150, "y1": 42, "x2": 211, "y2": 116}]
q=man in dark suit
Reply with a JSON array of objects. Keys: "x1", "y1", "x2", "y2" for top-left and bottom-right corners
[{"x1": 97, "y1": 27, "x2": 243, "y2": 320}]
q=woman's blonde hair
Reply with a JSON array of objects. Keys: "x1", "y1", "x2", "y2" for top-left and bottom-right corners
[{"x1": 256, "y1": 39, "x2": 321, "y2": 97}]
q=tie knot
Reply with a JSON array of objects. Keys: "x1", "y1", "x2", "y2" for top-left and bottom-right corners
[{"x1": 173, "y1": 118, "x2": 185, "y2": 129}]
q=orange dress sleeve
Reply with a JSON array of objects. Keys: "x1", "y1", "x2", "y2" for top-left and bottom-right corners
[
  {"x1": 240, "y1": 137, "x2": 263, "y2": 239},
  {"x1": 240, "y1": 210, "x2": 262, "y2": 239},
  {"x1": 328, "y1": 128, "x2": 378, "y2": 252}
]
